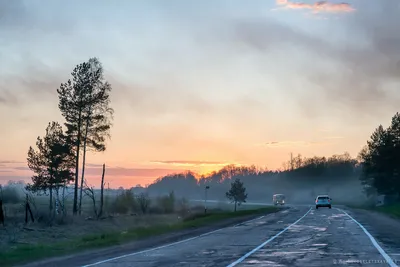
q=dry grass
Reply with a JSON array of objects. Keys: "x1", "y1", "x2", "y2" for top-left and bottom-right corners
[
  {"x1": 0, "y1": 213, "x2": 181, "y2": 250},
  {"x1": 0, "y1": 188, "x2": 199, "y2": 252}
]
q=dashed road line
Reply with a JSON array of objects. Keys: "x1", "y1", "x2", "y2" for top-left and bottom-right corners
[
  {"x1": 81, "y1": 214, "x2": 268, "y2": 266},
  {"x1": 226, "y1": 207, "x2": 312, "y2": 267}
]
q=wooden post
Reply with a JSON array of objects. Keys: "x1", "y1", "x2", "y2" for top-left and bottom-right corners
[
  {"x1": 25, "y1": 194, "x2": 34, "y2": 224},
  {"x1": 98, "y1": 163, "x2": 105, "y2": 218},
  {"x1": 0, "y1": 199, "x2": 4, "y2": 226}
]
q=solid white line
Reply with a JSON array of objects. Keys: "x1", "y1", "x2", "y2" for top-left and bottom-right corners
[
  {"x1": 226, "y1": 207, "x2": 312, "y2": 267},
  {"x1": 81, "y1": 214, "x2": 267, "y2": 266},
  {"x1": 337, "y1": 208, "x2": 398, "y2": 267}
]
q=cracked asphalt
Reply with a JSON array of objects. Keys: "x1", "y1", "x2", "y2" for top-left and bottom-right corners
[{"x1": 78, "y1": 206, "x2": 400, "y2": 267}]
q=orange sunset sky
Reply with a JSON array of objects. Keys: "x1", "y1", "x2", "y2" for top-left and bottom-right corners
[{"x1": 1, "y1": 0, "x2": 399, "y2": 188}]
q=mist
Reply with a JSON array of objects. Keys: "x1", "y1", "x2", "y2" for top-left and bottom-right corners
[{"x1": 134, "y1": 153, "x2": 368, "y2": 206}]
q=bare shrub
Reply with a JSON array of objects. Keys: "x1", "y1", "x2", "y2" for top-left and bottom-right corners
[
  {"x1": 0, "y1": 185, "x2": 22, "y2": 204},
  {"x1": 136, "y1": 192, "x2": 151, "y2": 214},
  {"x1": 176, "y1": 197, "x2": 190, "y2": 217},
  {"x1": 148, "y1": 205, "x2": 164, "y2": 214},
  {"x1": 156, "y1": 191, "x2": 175, "y2": 214},
  {"x1": 112, "y1": 189, "x2": 137, "y2": 214}
]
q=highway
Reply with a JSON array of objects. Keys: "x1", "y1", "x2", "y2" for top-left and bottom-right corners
[
  {"x1": 189, "y1": 199, "x2": 317, "y2": 208},
  {"x1": 22, "y1": 205, "x2": 400, "y2": 267},
  {"x1": 75, "y1": 206, "x2": 398, "y2": 266}
]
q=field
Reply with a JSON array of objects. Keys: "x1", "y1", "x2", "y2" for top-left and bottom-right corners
[{"x1": 0, "y1": 186, "x2": 279, "y2": 266}]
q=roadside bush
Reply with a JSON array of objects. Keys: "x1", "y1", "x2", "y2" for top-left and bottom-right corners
[
  {"x1": 148, "y1": 205, "x2": 164, "y2": 214},
  {"x1": 176, "y1": 197, "x2": 190, "y2": 217},
  {"x1": 0, "y1": 185, "x2": 22, "y2": 204},
  {"x1": 112, "y1": 189, "x2": 137, "y2": 214},
  {"x1": 156, "y1": 191, "x2": 175, "y2": 213},
  {"x1": 136, "y1": 192, "x2": 151, "y2": 214},
  {"x1": 183, "y1": 212, "x2": 211, "y2": 222}
]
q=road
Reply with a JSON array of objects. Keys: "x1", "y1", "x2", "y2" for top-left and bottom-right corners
[
  {"x1": 189, "y1": 199, "x2": 313, "y2": 207},
  {"x1": 69, "y1": 206, "x2": 399, "y2": 267}
]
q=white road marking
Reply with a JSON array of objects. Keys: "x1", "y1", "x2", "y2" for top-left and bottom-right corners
[
  {"x1": 337, "y1": 208, "x2": 398, "y2": 267},
  {"x1": 226, "y1": 207, "x2": 312, "y2": 267},
  {"x1": 80, "y1": 214, "x2": 267, "y2": 266}
]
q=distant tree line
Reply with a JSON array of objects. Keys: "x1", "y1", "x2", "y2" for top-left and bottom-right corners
[
  {"x1": 145, "y1": 113, "x2": 400, "y2": 203},
  {"x1": 26, "y1": 57, "x2": 113, "y2": 216},
  {"x1": 144, "y1": 153, "x2": 361, "y2": 201}
]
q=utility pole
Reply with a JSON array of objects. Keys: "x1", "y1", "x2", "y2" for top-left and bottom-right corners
[{"x1": 204, "y1": 185, "x2": 210, "y2": 213}]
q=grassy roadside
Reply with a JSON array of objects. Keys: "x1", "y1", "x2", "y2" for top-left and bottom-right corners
[
  {"x1": 370, "y1": 204, "x2": 400, "y2": 218},
  {"x1": 0, "y1": 207, "x2": 279, "y2": 267},
  {"x1": 345, "y1": 202, "x2": 400, "y2": 218}
]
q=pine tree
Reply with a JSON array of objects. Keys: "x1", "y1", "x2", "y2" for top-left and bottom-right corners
[
  {"x1": 57, "y1": 57, "x2": 113, "y2": 215},
  {"x1": 78, "y1": 58, "x2": 113, "y2": 215},
  {"x1": 359, "y1": 113, "x2": 400, "y2": 197},
  {"x1": 226, "y1": 178, "x2": 248, "y2": 212},
  {"x1": 26, "y1": 122, "x2": 74, "y2": 212}
]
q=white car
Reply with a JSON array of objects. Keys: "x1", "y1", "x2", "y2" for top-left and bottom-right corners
[{"x1": 315, "y1": 195, "x2": 332, "y2": 209}]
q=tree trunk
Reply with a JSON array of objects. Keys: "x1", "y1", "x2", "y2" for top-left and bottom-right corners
[
  {"x1": 78, "y1": 128, "x2": 89, "y2": 214},
  {"x1": 62, "y1": 182, "x2": 66, "y2": 215},
  {"x1": 25, "y1": 194, "x2": 34, "y2": 224},
  {"x1": 55, "y1": 187, "x2": 60, "y2": 215},
  {"x1": 98, "y1": 164, "x2": 105, "y2": 218},
  {"x1": 79, "y1": 108, "x2": 91, "y2": 215},
  {"x1": 73, "y1": 112, "x2": 82, "y2": 215},
  {"x1": 0, "y1": 200, "x2": 4, "y2": 226},
  {"x1": 234, "y1": 201, "x2": 237, "y2": 212},
  {"x1": 49, "y1": 186, "x2": 53, "y2": 212}
]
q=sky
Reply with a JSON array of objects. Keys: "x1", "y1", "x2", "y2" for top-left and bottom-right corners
[{"x1": 0, "y1": 0, "x2": 399, "y2": 187}]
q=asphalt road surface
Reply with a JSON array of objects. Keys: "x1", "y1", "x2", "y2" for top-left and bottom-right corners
[{"x1": 72, "y1": 206, "x2": 400, "y2": 267}]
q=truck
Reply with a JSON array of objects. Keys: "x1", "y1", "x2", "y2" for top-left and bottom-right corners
[{"x1": 273, "y1": 194, "x2": 285, "y2": 205}]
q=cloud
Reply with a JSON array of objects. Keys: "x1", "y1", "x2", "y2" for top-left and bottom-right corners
[
  {"x1": 276, "y1": 0, "x2": 355, "y2": 13},
  {"x1": 149, "y1": 160, "x2": 234, "y2": 167},
  {"x1": 83, "y1": 167, "x2": 185, "y2": 177},
  {"x1": 7, "y1": 165, "x2": 180, "y2": 178},
  {"x1": 258, "y1": 136, "x2": 345, "y2": 148},
  {"x1": 0, "y1": 61, "x2": 65, "y2": 106},
  {"x1": 85, "y1": 163, "x2": 105, "y2": 168},
  {"x1": 0, "y1": 167, "x2": 186, "y2": 185},
  {"x1": 12, "y1": 166, "x2": 29, "y2": 171},
  {"x1": 0, "y1": 160, "x2": 24, "y2": 164},
  {"x1": 0, "y1": 0, "x2": 80, "y2": 35},
  {"x1": 0, "y1": 160, "x2": 24, "y2": 167},
  {"x1": 261, "y1": 141, "x2": 328, "y2": 148},
  {"x1": 323, "y1": 136, "x2": 345, "y2": 140},
  {"x1": 227, "y1": 1, "x2": 400, "y2": 121}
]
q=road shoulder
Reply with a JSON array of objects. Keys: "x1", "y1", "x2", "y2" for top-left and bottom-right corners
[{"x1": 344, "y1": 207, "x2": 400, "y2": 250}]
